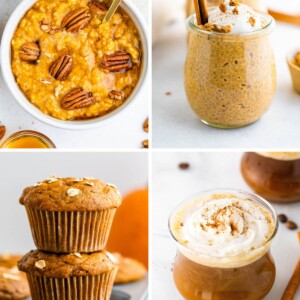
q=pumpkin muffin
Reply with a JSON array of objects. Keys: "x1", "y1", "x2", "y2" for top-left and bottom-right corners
[
  {"x1": 18, "y1": 250, "x2": 118, "y2": 300},
  {"x1": 0, "y1": 266, "x2": 30, "y2": 300},
  {"x1": 20, "y1": 176, "x2": 122, "y2": 253}
]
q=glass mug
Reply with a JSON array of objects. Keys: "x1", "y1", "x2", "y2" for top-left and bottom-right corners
[
  {"x1": 168, "y1": 189, "x2": 278, "y2": 300},
  {"x1": 241, "y1": 152, "x2": 300, "y2": 203},
  {"x1": 184, "y1": 10, "x2": 276, "y2": 128}
]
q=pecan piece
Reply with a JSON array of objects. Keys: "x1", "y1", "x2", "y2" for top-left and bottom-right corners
[
  {"x1": 19, "y1": 42, "x2": 40, "y2": 62},
  {"x1": 143, "y1": 118, "x2": 148, "y2": 133},
  {"x1": 61, "y1": 88, "x2": 95, "y2": 110},
  {"x1": 101, "y1": 51, "x2": 132, "y2": 73},
  {"x1": 61, "y1": 8, "x2": 91, "y2": 32},
  {"x1": 108, "y1": 90, "x2": 124, "y2": 101},
  {"x1": 88, "y1": 1, "x2": 107, "y2": 15},
  {"x1": 49, "y1": 55, "x2": 73, "y2": 80},
  {"x1": 0, "y1": 125, "x2": 6, "y2": 140}
]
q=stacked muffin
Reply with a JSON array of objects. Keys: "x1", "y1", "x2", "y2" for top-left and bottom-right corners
[{"x1": 18, "y1": 176, "x2": 122, "y2": 300}]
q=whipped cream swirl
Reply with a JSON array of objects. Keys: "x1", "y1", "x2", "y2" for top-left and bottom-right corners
[
  {"x1": 172, "y1": 196, "x2": 274, "y2": 257},
  {"x1": 208, "y1": 0, "x2": 263, "y2": 34}
]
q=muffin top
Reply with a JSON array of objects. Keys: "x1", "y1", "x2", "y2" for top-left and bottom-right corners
[
  {"x1": 18, "y1": 250, "x2": 118, "y2": 278},
  {"x1": 20, "y1": 177, "x2": 122, "y2": 211},
  {"x1": 0, "y1": 266, "x2": 30, "y2": 300}
]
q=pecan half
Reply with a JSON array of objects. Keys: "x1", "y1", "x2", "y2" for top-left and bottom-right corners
[
  {"x1": 108, "y1": 90, "x2": 124, "y2": 101},
  {"x1": 19, "y1": 42, "x2": 40, "y2": 62},
  {"x1": 61, "y1": 8, "x2": 91, "y2": 32},
  {"x1": 0, "y1": 125, "x2": 6, "y2": 140},
  {"x1": 49, "y1": 55, "x2": 73, "y2": 80},
  {"x1": 61, "y1": 88, "x2": 95, "y2": 110},
  {"x1": 88, "y1": 1, "x2": 107, "y2": 15},
  {"x1": 101, "y1": 51, "x2": 132, "y2": 73}
]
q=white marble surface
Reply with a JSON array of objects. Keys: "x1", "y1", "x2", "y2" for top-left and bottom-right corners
[
  {"x1": 152, "y1": 20, "x2": 300, "y2": 149},
  {"x1": 151, "y1": 152, "x2": 300, "y2": 299},
  {"x1": 0, "y1": 0, "x2": 148, "y2": 149}
]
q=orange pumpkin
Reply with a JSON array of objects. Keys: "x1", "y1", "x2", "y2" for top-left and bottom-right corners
[{"x1": 106, "y1": 187, "x2": 148, "y2": 269}]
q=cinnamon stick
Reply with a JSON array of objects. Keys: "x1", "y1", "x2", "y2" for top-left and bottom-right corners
[
  {"x1": 193, "y1": 0, "x2": 202, "y2": 25},
  {"x1": 199, "y1": 0, "x2": 209, "y2": 25},
  {"x1": 281, "y1": 232, "x2": 300, "y2": 300},
  {"x1": 193, "y1": 0, "x2": 208, "y2": 25}
]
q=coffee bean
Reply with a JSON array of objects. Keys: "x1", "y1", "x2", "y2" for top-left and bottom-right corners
[
  {"x1": 179, "y1": 163, "x2": 190, "y2": 170},
  {"x1": 278, "y1": 214, "x2": 288, "y2": 223},
  {"x1": 285, "y1": 221, "x2": 298, "y2": 230}
]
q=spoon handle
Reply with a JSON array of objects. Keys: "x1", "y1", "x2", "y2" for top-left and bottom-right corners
[{"x1": 103, "y1": 0, "x2": 122, "y2": 23}]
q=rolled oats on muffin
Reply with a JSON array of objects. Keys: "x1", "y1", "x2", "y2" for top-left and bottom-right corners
[
  {"x1": 18, "y1": 250, "x2": 118, "y2": 300},
  {"x1": 20, "y1": 176, "x2": 122, "y2": 253}
]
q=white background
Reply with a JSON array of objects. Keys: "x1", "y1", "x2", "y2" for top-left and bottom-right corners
[
  {"x1": 0, "y1": 151, "x2": 148, "y2": 299},
  {"x1": 151, "y1": 152, "x2": 300, "y2": 300},
  {"x1": 0, "y1": 0, "x2": 148, "y2": 149},
  {"x1": 152, "y1": 14, "x2": 300, "y2": 148}
]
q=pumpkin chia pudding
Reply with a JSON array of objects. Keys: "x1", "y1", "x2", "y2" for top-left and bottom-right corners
[
  {"x1": 185, "y1": 0, "x2": 276, "y2": 128},
  {"x1": 11, "y1": 0, "x2": 142, "y2": 121}
]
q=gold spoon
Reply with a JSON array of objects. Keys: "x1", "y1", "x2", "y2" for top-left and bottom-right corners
[{"x1": 103, "y1": 0, "x2": 122, "y2": 23}]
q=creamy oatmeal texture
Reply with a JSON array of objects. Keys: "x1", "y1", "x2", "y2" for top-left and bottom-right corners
[{"x1": 11, "y1": 0, "x2": 142, "y2": 120}]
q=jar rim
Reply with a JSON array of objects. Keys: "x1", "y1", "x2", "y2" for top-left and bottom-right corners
[
  {"x1": 168, "y1": 188, "x2": 278, "y2": 260},
  {"x1": 1, "y1": 130, "x2": 56, "y2": 148},
  {"x1": 186, "y1": 8, "x2": 275, "y2": 39}
]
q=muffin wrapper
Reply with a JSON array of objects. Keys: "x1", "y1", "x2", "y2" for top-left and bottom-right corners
[
  {"x1": 25, "y1": 208, "x2": 116, "y2": 252},
  {"x1": 27, "y1": 269, "x2": 118, "y2": 300}
]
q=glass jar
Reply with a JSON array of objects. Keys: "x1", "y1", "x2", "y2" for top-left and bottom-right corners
[
  {"x1": 186, "y1": 0, "x2": 268, "y2": 17},
  {"x1": 184, "y1": 11, "x2": 276, "y2": 128},
  {"x1": 169, "y1": 189, "x2": 278, "y2": 300},
  {"x1": 241, "y1": 152, "x2": 300, "y2": 203},
  {"x1": 1, "y1": 130, "x2": 56, "y2": 149}
]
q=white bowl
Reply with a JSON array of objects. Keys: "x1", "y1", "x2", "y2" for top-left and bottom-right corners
[{"x1": 1, "y1": 0, "x2": 148, "y2": 130}]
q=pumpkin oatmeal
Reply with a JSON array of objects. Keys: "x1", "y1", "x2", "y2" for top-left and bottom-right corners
[{"x1": 11, "y1": 0, "x2": 142, "y2": 120}]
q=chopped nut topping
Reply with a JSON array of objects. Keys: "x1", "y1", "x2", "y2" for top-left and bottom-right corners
[
  {"x1": 201, "y1": 23, "x2": 232, "y2": 33},
  {"x1": 33, "y1": 182, "x2": 42, "y2": 187},
  {"x1": 249, "y1": 17, "x2": 256, "y2": 27},
  {"x1": 2, "y1": 273, "x2": 20, "y2": 281},
  {"x1": 35, "y1": 260, "x2": 46, "y2": 269},
  {"x1": 84, "y1": 177, "x2": 94, "y2": 180},
  {"x1": 233, "y1": 7, "x2": 239, "y2": 14},
  {"x1": 219, "y1": 3, "x2": 227, "y2": 13},
  {"x1": 67, "y1": 188, "x2": 81, "y2": 197},
  {"x1": 84, "y1": 182, "x2": 94, "y2": 186},
  {"x1": 143, "y1": 118, "x2": 149, "y2": 133},
  {"x1": 142, "y1": 139, "x2": 149, "y2": 149},
  {"x1": 229, "y1": 0, "x2": 240, "y2": 6}
]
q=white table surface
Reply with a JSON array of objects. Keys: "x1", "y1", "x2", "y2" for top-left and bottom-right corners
[
  {"x1": 151, "y1": 152, "x2": 300, "y2": 300},
  {"x1": 0, "y1": 0, "x2": 148, "y2": 149},
  {"x1": 153, "y1": 20, "x2": 300, "y2": 149}
]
